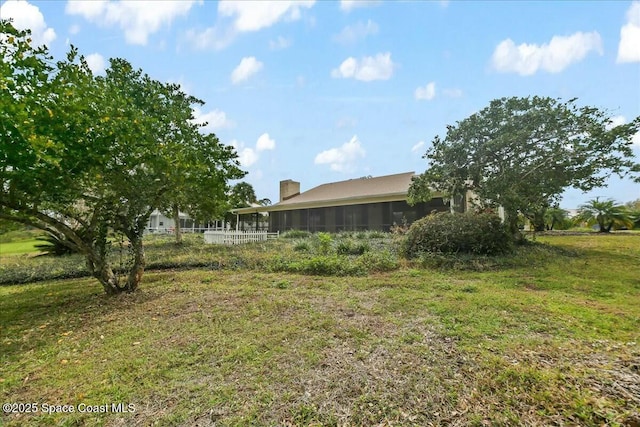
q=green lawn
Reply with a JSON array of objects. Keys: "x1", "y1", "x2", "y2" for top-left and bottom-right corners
[
  {"x1": 0, "y1": 239, "x2": 42, "y2": 256},
  {"x1": 0, "y1": 233, "x2": 639, "y2": 426}
]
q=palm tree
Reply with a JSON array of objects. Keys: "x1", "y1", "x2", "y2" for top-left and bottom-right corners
[
  {"x1": 544, "y1": 206, "x2": 569, "y2": 230},
  {"x1": 625, "y1": 199, "x2": 640, "y2": 230},
  {"x1": 576, "y1": 198, "x2": 632, "y2": 232}
]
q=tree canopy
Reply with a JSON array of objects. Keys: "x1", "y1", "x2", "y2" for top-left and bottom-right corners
[
  {"x1": 0, "y1": 21, "x2": 244, "y2": 294},
  {"x1": 576, "y1": 198, "x2": 633, "y2": 232},
  {"x1": 408, "y1": 96, "x2": 640, "y2": 235}
]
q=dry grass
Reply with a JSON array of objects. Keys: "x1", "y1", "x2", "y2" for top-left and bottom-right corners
[{"x1": 1, "y1": 234, "x2": 639, "y2": 426}]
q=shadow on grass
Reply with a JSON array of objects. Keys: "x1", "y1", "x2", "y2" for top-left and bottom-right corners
[{"x1": 0, "y1": 276, "x2": 169, "y2": 363}]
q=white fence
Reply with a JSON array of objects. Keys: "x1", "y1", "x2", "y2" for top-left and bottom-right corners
[
  {"x1": 146, "y1": 227, "x2": 217, "y2": 235},
  {"x1": 204, "y1": 230, "x2": 279, "y2": 245}
]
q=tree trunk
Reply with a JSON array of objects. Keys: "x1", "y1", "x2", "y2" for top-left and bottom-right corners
[
  {"x1": 172, "y1": 204, "x2": 182, "y2": 244},
  {"x1": 125, "y1": 236, "x2": 145, "y2": 292},
  {"x1": 505, "y1": 210, "x2": 524, "y2": 243},
  {"x1": 86, "y1": 252, "x2": 124, "y2": 295},
  {"x1": 533, "y1": 222, "x2": 546, "y2": 232},
  {"x1": 84, "y1": 231, "x2": 144, "y2": 294}
]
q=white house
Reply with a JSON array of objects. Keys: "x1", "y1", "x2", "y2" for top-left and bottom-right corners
[{"x1": 146, "y1": 209, "x2": 225, "y2": 234}]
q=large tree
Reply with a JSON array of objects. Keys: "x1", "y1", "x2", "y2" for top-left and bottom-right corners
[
  {"x1": 152, "y1": 85, "x2": 245, "y2": 244},
  {"x1": 408, "y1": 96, "x2": 640, "y2": 236},
  {"x1": 0, "y1": 21, "x2": 243, "y2": 294}
]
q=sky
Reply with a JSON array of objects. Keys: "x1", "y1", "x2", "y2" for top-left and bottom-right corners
[{"x1": 2, "y1": 0, "x2": 639, "y2": 208}]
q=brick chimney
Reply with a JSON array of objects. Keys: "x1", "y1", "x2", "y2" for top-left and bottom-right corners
[{"x1": 279, "y1": 179, "x2": 300, "y2": 202}]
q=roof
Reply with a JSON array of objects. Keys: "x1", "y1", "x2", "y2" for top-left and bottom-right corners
[{"x1": 233, "y1": 171, "x2": 426, "y2": 214}]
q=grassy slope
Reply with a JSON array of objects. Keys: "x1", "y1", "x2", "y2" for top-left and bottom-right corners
[
  {"x1": 0, "y1": 234, "x2": 638, "y2": 426},
  {"x1": 0, "y1": 239, "x2": 42, "y2": 256}
]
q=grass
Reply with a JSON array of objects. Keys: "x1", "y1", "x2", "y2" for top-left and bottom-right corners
[
  {"x1": 0, "y1": 233, "x2": 639, "y2": 426},
  {"x1": 0, "y1": 239, "x2": 43, "y2": 256}
]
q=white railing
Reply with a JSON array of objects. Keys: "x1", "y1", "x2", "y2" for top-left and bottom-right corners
[
  {"x1": 203, "y1": 230, "x2": 279, "y2": 245},
  {"x1": 145, "y1": 227, "x2": 225, "y2": 235}
]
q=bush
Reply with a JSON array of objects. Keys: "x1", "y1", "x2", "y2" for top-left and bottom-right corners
[
  {"x1": 314, "y1": 232, "x2": 333, "y2": 255},
  {"x1": 282, "y1": 230, "x2": 311, "y2": 239},
  {"x1": 293, "y1": 241, "x2": 311, "y2": 252},
  {"x1": 367, "y1": 230, "x2": 386, "y2": 239},
  {"x1": 269, "y1": 255, "x2": 365, "y2": 276},
  {"x1": 356, "y1": 250, "x2": 399, "y2": 272},
  {"x1": 402, "y1": 212, "x2": 513, "y2": 258},
  {"x1": 336, "y1": 239, "x2": 370, "y2": 255}
]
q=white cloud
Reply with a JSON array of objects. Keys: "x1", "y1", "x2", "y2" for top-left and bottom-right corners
[
  {"x1": 218, "y1": 0, "x2": 314, "y2": 32},
  {"x1": 238, "y1": 147, "x2": 259, "y2": 168},
  {"x1": 230, "y1": 140, "x2": 259, "y2": 168},
  {"x1": 333, "y1": 20, "x2": 378, "y2": 44},
  {"x1": 65, "y1": 0, "x2": 198, "y2": 45},
  {"x1": 256, "y1": 133, "x2": 276, "y2": 151},
  {"x1": 1, "y1": 0, "x2": 56, "y2": 46},
  {"x1": 415, "y1": 82, "x2": 436, "y2": 100},
  {"x1": 411, "y1": 141, "x2": 425, "y2": 153},
  {"x1": 269, "y1": 35, "x2": 292, "y2": 50},
  {"x1": 230, "y1": 133, "x2": 276, "y2": 168},
  {"x1": 85, "y1": 53, "x2": 106, "y2": 75},
  {"x1": 339, "y1": 0, "x2": 380, "y2": 12},
  {"x1": 185, "y1": 2, "x2": 313, "y2": 51},
  {"x1": 609, "y1": 115, "x2": 627, "y2": 129},
  {"x1": 231, "y1": 56, "x2": 263, "y2": 84},
  {"x1": 491, "y1": 31, "x2": 603, "y2": 76},
  {"x1": 315, "y1": 135, "x2": 366, "y2": 172},
  {"x1": 617, "y1": 1, "x2": 640, "y2": 63},
  {"x1": 606, "y1": 115, "x2": 640, "y2": 147},
  {"x1": 184, "y1": 26, "x2": 236, "y2": 51},
  {"x1": 192, "y1": 108, "x2": 235, "y2": 133},
  {"x1": 331, "y1": 52, "x2": 394, "y2": 82},
  {"x1": 69, "y1": 24, "x2": 80, "y2": 35}
]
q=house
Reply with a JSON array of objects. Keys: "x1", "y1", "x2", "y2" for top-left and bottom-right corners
[
  {"x1": 146, "y1": 209, "x2": 224, "y2": 233},
  {"x1": 233, "y1": 172, "x2": 470, "y2": 233}
]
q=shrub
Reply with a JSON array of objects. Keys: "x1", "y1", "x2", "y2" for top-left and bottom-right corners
[
  {"x1": 356, "y1": 250, "x2": 399, "y2": 272},
  {"x1": 315, "y1": 232, "x2": 333, "y2": 255},
  {"x1": 402, "y1": 212, "x2": 513, "y2": 258},
  {"x1": 269, "y1": 255, "x2": 365, "y2": 276},
  {"x1": 390, "y1": 223, "x2": 410, "y2": 235},
  {"x1": 293, "y1": 241, "x2": 311, "y2": 252},
  {"x1": 367, "y1": 230, "x2": 386, "y2": 239},
  {"x1": 336, "y1": 239, "x2": 370, "y2": 255},
  {"x1": 282, "y1": 230, "x2": 311, "y2": 239}
]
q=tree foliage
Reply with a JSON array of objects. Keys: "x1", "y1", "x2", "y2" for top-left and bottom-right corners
[
  {"x1": 0, "y1": 21, "x2": 243, "y2": 294},
  {"x1": 575, "y1": 198, "x2": 632, "y2": 232},
  {"x1": 543, "y1": 206, "x2": 572, "y2": 231},
  {"x1": 408, "y1": 96, "x2": 640, "y2": 236},
  {"x1": 625, "y1": 199, "x2": 640, "y2": 229},
  {"x1": 223, "y1": 182, "x2": 270, "y2": 227}
]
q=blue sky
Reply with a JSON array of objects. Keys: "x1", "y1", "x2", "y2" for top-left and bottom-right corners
[{"x1": 2, "y1": 0, "x2": 639, "y2": 208}]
